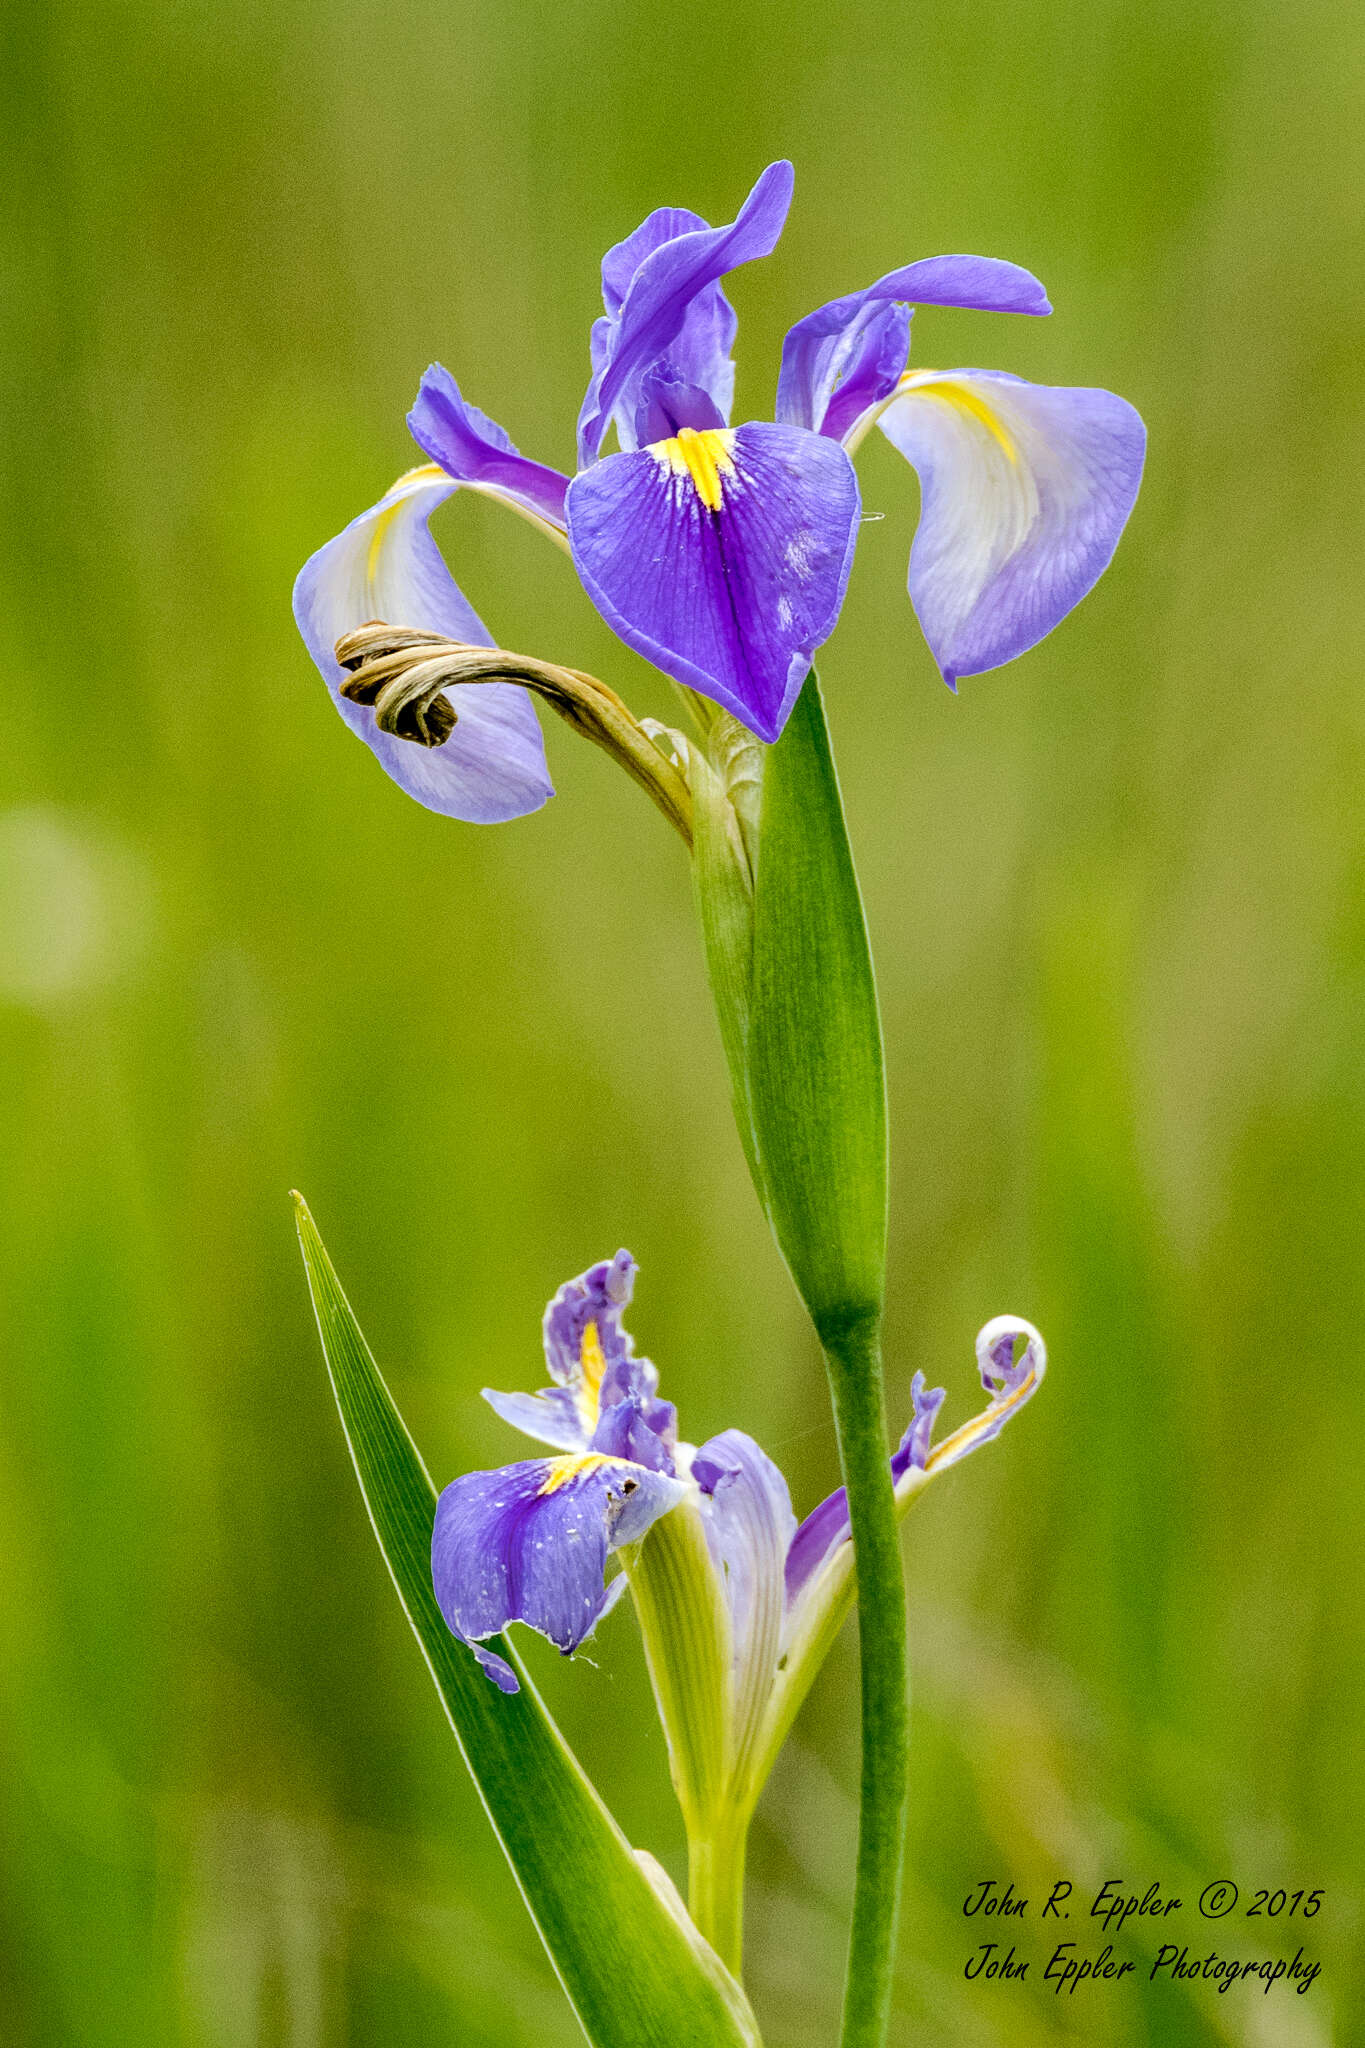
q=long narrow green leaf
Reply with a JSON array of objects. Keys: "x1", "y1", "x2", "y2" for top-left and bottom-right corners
[
  {"x1": 293, "y1": 1196, "x2": 760, "y2": 2048},
  {"x1": 747, "y1": 671, "x2": 887, "y2": 1338}
]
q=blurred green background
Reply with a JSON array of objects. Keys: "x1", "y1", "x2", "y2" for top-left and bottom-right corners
[{"x1": 2, "y1": 0, "x2": 1362, "y2": 2041}]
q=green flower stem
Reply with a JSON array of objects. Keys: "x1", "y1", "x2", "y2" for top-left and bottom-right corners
[
  {"x1": 686, "y1": 1809, "x2": 749, "y2": 1980},
  {"x1": 822, "y1": 1315, "x2": 908, "y2": 2048}
]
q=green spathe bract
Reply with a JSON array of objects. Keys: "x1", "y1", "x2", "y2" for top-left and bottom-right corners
[
  {"x1": 293, "y1": 1196, "x2": 761, "y2": 2048},
  {"x1": 692, "y1": 672, "x2": 907, "y2": 2048},
  {"x1": 748, "y1": 673, "x2": 887, "y2": 1332}
]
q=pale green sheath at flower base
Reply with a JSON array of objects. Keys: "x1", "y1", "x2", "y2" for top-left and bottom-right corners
[{"x1": 292, "y1": 156, "x2": 1140, "y2": 2048}]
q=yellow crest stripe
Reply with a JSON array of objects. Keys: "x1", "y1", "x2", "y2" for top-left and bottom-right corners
[
  {"x1": 364, "y1": 464, "x2": 448, "y2": 585},
  {"x1": 897, "y1": 373, "x2": 1019, "y2": 465},
  {"x1": 537, "y1": 1451, "x2": 624, "y2": 1496},
  {"x1": 576, "y1": 1319, "x2": 608, "y2": 1427},
  {"x1": 649, "y1": 427, "x2": 737, "y2": 512}
]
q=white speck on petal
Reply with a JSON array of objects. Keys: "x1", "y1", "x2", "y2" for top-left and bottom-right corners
[{"x1": 785, "y1": 529, "x2": 816, "y2": 578}]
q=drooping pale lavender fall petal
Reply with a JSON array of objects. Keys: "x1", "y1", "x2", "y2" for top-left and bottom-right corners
[
  {"x1": 566, "y1": 421, "x2": 860, "y2": 742},
  {"x1": 577, "y1": 160, "x2": 794, "y2": 464},
  {"x1": 407, "y1": 366, "x2": 570, "y2": 533},
  {"x1": 431, "y1": 1452, "x2": 686, "y2": 1688},
  {"x1": 877, "y1": 368, "x2": 1146, "y2": 686},
  {"x1": 693, "y1": 1430, "x2": 797, "y2": 1735},
  {"x1": 292, "y1": 466, "x2": 553, "y2": 822},
  {"x1": 778, "y1": 254, "x2": 1051, "y2": 441}
]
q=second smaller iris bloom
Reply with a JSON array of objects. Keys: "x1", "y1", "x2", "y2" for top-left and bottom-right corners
[
  {"x1": 296, "y1": 161, "x2": 1145, "y2": 811},
  {"x1": 432, "y1": 1252, "x2": 1044, "y2": 1805}
]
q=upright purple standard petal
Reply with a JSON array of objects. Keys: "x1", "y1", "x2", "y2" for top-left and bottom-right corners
[
  {"x1": 432, "y1": 1452, "x2": 686, "y2": 1688},
  {"x1": 292, "y1": 466, "x2": 553, "y2": 822},
  {"x1": 589, "y1": 203, "x2": 741, "y2": 453},
  {"x1": 408, "y1": 366, "x2": 570, "y2": 533},
  {"x1": 483, "y1": 1250, "x2": 674, "y2": 1452},
  {"x1": 567, "y1": 422, "x2": 860, "y2": 743},
  {"x1": 577, "y1": 161, "x2": 794, "y2": 465},
  {"x1": 878, "y1": 369, "x2": 1146, "y2": 686},
  {"x1": 778, "y1": 255, "x2": 1050, "y2": 440}
]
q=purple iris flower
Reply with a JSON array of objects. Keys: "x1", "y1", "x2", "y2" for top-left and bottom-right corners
[
  {"x1": 432, "y1": 1253, "x2": 1045, "y2": 1700},
  {"x1": 431, "y1": 1251, "x2": 685, "y2": 1692},
  {"x1": 295, "y1": 162, "x2": 1145, "y2": 794}
]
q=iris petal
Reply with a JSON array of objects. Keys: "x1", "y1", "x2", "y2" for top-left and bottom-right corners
[
  {"x1": 292, "y1": 466, "x2": 553, "y2": 822},
  {"x1": 577, "y1": 160, "x2": 793, "y2": 465},
  {"x1": 779, "y1": 1387, "x2": 941, "y2": 1610},
  {"x1": 407, "y1": 365, "x2": 570, "y2": 536},
  {"x1": 431, "y1": 1453, "x2": 686, "y2": 1686},
  {"x1": 592, "y1": 205, "x2": 740, "y2": 451},
  {"x1": 480, "y1": 1386, "x2": 589, "y2": 1453},
  {"x1": 778, "y1": 254, "x2": 1051, "y2": 439},
  {"x1": 566, "y1": 421, "x2": 860, "y2": 743},
  {"x1": 783, "y1": 1322, "x2": 1046, "y2": 1612},
  {"x1": 693, "y1": 1431, "x2": 797, "y2": 1762},
  {"x1": 924, "y1": 1316, "x2": 1046, "y2": 1471},
  {"x1": 483, "y1": 1250, "x2": 674, "y2": 1454},
  {"x1": 879, "y1": 369, "x2": 1146, "y2": 686}
]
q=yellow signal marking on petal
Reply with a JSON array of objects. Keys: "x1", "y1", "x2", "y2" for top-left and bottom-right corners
[
  {"x1": 650, "y1": 426, "x2": 737, "y2": 511},
  {"x1": 364, "y1": 464, "x2": 448, "y2": 586},
  {"x1": 576, "y1": 1319, "x2": 608, "y2": 1427},
  {"x1": 897, "y1": 372, "x2": 1019, "y2": 465},
  {"x1": 923, "y1": 1365, "x2": 1040, "y2": 1472},
  {"x1": 537, "y1": 1451, "x2": 623, "y2": 1496}
]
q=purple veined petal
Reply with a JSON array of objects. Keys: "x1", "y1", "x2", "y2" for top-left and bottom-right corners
[
  {"x1": 778, "y1": 255, "x2": 1051, "y2": 439},
  {"x1": 783, "y1": 1374, "x2": 945, "y2": 1607},
  {"x1": 600, "y1": 206, "x2": 709, "y2": 316},
  {"x1": 693, "y1": 1430, "x2": 797, "y2": 1751},
  {"x1": 547, "y1": 1251, "x2": 669, "y2": 1429},
  {"x1": 631, "y1": 368, "x2": 730, "y2": 446},
  {"x1": 878, "y1": 369, "x2": 1146, "y2": 687},
  {"x1": 591, "y1": 1392, "x2": 677, "y2": 1472},
  {"x1": 486, "y1": 1249, "x2": 673, "y2": 1453},
  {"x1": 595, "y1": 212, "x2": 739, "y2": 452},
  {"x1": 777, "y1": 298, "x2": 913, "y2": 443},
  {"x1": 866, "y1": 253, "x2": 1050, "y2": 317},
  {"x1": 292, "y1": 466, "x2": 554, "y2": 822},
  {"x1": 567, "y1": 421, "x2": 860, "y2": 743},
  {"x1": 480, "y1": 1385, "x2": 592, "y2": 1453},
  {"x1": 543, "y1": 1250, "x2": 640, "y2": 1388},
  {"x1": 407, "y1": 365, "x2": 570, "y2": 537},
  {"x1": 431, "y1": 1451, "x2": 687, "y2": 1688},
  {"x1": 577, "y1": 160, "x2": 794, "y2": 465},
  {"x1": 469, "y1": 1642, "x2": 519, "y2": 1692},
  {"x1": 898, "y1": 1369, "x2": 948, "y2": 1474}
]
